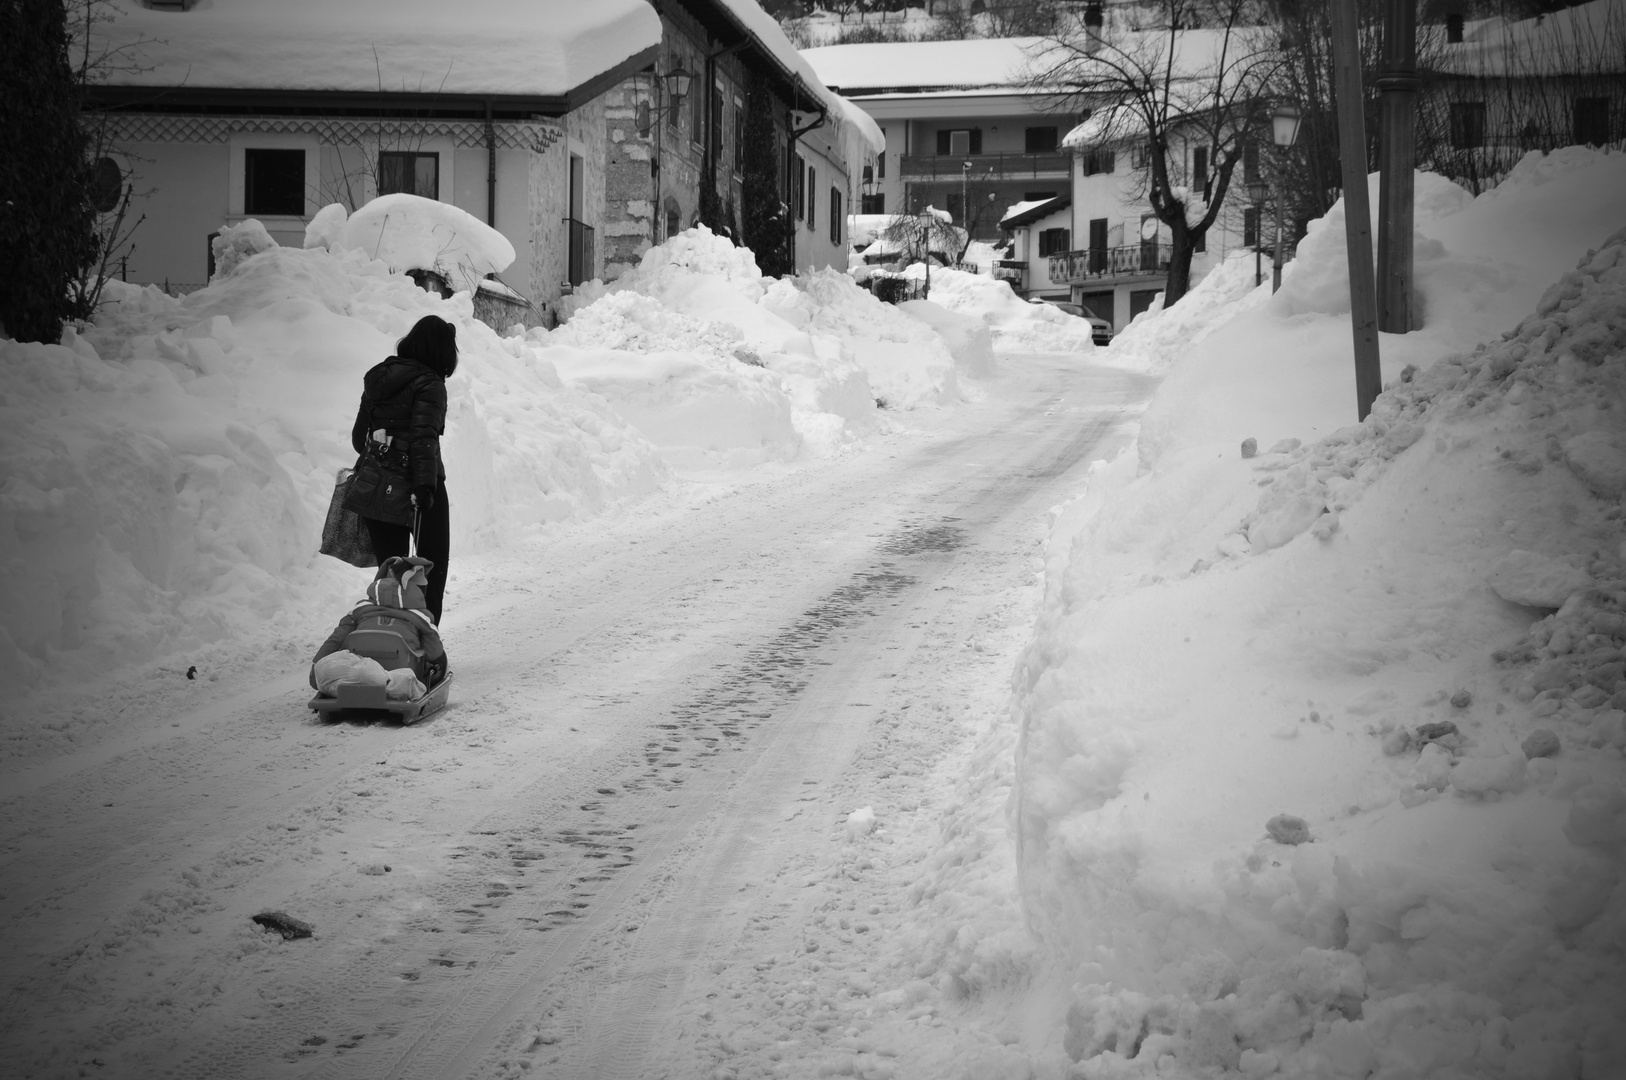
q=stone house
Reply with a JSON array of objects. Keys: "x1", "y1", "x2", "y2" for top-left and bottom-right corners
[
  {"x1": 83, "y1": 0, "x2": 663, "y2": 322},
  {"x1": 596, "y1": 0, "x2": 882, "y2": 282}
]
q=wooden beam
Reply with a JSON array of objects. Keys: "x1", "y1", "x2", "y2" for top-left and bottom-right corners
[{"x1": 1330, "y1": 0, "x2": 1384, "y2": 421}]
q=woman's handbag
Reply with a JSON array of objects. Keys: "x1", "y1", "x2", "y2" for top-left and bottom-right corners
[
  {"x1": 341, "y1": 438, "x2": 415, "y2": 527},
  {"x1": 320, "y1": 468, "x2": 378, "y2": 567}
]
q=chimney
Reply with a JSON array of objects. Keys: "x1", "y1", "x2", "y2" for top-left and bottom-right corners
[{"x1": 1085, "y1": 2, "x2": 1104, "y2": 54}]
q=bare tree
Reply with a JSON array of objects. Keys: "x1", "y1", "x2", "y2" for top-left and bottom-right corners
[
  {"x1": 878, "y1": 206, "x2": 964, "y2": 272},
  {"x1": 1030, "y1": 0, "x2": 1281, "y2": 306}
]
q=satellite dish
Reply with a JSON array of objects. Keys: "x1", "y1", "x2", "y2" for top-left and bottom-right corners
[{"x1": 1140, "y1": 217, "x2": 1160, "y2": 241}]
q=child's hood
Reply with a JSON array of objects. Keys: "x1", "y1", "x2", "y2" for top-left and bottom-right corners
[{"x1": 364, "y1": 556, "x2": 436, "y2": 625}]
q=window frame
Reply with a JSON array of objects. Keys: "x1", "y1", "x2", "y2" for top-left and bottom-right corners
[
  {"x1": 806, "y1": 164, "x2": 816, "y2": 230},
  {"x1": 1449, "y1": 101, "x2": 1486, "y2": 149},
  {"x1": 794, "y1": 154, "x2": 805, "y2": 220},
  {"x1": 243, "y1": 148, "x2": 307, "y2": 217},
  {"x1": 829, "y1": 187, "x2": 841, "y2": 245},
  {"x1": 1025, "y1": 125, "x2": 1059, "y2": 153},
  {"x1": 377, "y1": 150, "x2": 441, "y2": 200},
  {"x1": 1574, "y1": 97, "x2": 1610, "y2": 147},
  {"x1": 1038, "y1": 227, "x2": 1070, "y2": 258}
]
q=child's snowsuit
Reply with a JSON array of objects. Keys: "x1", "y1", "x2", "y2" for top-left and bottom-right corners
[{"x1": 310, "y1": 556, "x2": 447, "y2": 697}]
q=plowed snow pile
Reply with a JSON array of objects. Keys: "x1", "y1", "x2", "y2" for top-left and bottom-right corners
[
  {"x1": 922, "y1": 267, "x2": 1102, "y2": 357},
  {"x1": 0, "y1": 227, "x2": 665, "y2": 702},
  {"x1": 545, "y1": 228, "x2": 979, "y2": 464},
  {"x1": 1014, "y1": 148, "x2": 1626, "y2": 1078}
]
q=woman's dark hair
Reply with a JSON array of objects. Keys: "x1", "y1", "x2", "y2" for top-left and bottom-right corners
[{"x1": 396, "y1": 315, "x2": 458, "y2": 378}]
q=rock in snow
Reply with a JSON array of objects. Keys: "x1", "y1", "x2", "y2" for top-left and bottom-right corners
[
  {"x1": 1265, "y1": 814, "x2": 1311, "y2": 845},
  {"x1": 1522, "y1": 729, "x2": 1561, "y2": 758},
  {"x1": 251, "y1": 912, "x2": 313, "y2": 940}
]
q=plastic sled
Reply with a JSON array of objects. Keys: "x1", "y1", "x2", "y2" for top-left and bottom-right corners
[{"x1": 308, "y1": 670, "x2": 454, "y2": 725}]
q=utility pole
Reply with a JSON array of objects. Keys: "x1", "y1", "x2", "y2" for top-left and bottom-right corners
[
  {"x1": 1376, "y1": 0, "x2": 1419, "y2": 333},
  {"x1": 1330, "y1": 0, "x2": 1383, "y2": 420}
]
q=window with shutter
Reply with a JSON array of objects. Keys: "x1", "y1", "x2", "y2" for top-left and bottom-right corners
[
  {"x1": 830, "y1": 188, "x2": 841, "y2": 245},
  {"x1": 949, "y1": 130, "x2": 970, "y2": 156},
  {"x1": 807, "y1": 165, "x2": 816, "y2": 229}
]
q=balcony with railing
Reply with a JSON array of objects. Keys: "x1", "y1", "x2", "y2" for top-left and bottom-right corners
[
  {"x1": 899, "y1": 151, "x2": 1072, "y2": 181},
  {"x1": 565, "y1": 218, "x2": 595, "y2": 287},
  {"x1": 1049, "y1": 243, "x2": 1170, "y2": 283},
  {"x1": 991, "y1": 259, "x2": 1025, "y2": 283}
]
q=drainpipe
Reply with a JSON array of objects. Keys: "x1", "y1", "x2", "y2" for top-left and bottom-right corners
[{"x1": 485, "y1": 100, "x2": 496, "y2": 227}]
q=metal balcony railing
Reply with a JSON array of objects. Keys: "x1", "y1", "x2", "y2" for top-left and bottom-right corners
[
  {"x1": 899, "y1": 151, "x2": 1072, "y2": 180},
  {"x1": 565, "y1": 217, "x2": 595, "y2": 287},
  {"x1": 1048, "y1": 242, "x2": 1170, "y2": 283}
]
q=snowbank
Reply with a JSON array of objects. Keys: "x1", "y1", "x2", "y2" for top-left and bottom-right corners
[
  {"x1": 0, "y1": 225, "x2": 663, "y2": 694},
  {"x1": 1013, "y1": 149, "x2": 1626, "y2": 1077},
  {"x1": 921, "y1": 268, "x2": 1100, "y2": 355}
]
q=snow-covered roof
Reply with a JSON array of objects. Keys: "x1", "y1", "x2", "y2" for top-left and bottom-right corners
[
  {"x1": 1000, "y1": 196, "x2": 1069, "y2": 229},
  {"x1": 1025, "y1": 26, "x2": 1255, "y2": 94},
  {"x1": 1062, "y1": 106, "x2": 1147, "y2": 149},
  {"x1": 90, "y1": 0, "x2": 662, "y2": 99},
  {"x1": 1427, "y1": 0, "x2": 1625, "y2": 77},
  {"x1": 831, "y1": 94, "x2": 886, "y2": 161},
  {"x1": 801, "y1": 37, "x2": 1051, "y2": 93}
]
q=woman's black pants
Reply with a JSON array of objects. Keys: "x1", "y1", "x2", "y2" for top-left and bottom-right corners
[{"x1": 363, "y1": 478, "x2": 450, "y2": 623}]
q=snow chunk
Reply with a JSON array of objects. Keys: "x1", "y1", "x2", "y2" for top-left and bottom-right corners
[
  {"x1": 210, "y1": 219, "x2": 277, "y2": 278},
  {"x1": 1449, "y1": 753, "x2": 1526, "y2": 797},
  {"x1": 846, "y1": 806, "x2": 876, "y2": 839},
  {"x1": 1561, "y1": 430, "x2": 1626, "y2": 499},
  {"x1": 304, "y1": 203, "x2": 348, "y2": 251},
  {"x1": 1486, "y1": 549, "x2": 1591, "y2": 609}
]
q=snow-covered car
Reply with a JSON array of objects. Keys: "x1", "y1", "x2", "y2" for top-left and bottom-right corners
[{"x1": 1030, "y1": 298, "x2": 1112, "y2": 346}]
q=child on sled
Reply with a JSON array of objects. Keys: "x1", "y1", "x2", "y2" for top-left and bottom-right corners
[{"x1": 310, "y1": 556, "x2": 448, "y2": 701}]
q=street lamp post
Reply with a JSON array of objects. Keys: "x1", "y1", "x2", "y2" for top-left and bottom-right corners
[
  {"x1": 918, "y1": 205, "x2": 935, "y2": 299},
  {"x1": 1246, "y1": 178, "x2": 1269, "y2": 288},
  {"x1": 1269, "y1": 103, "x2": 1302, "y2": 293}
]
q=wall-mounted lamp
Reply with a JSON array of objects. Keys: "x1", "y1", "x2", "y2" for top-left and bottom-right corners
[{"x1": 636, "y1": 64, "x2": 696, "y2": 137}]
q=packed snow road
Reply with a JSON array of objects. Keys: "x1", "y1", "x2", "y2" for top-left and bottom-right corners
[{"x1": 0, "y1": 352, "x2": 1151, "y2": 1080}]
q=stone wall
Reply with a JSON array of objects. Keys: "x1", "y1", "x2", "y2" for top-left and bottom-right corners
[{"x1": 601, "y1": 75, "x2": 659, "y2": 280}]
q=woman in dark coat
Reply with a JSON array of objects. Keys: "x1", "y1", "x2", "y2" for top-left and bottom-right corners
[{"x1": 351, "y1": 315, "x2": 455, "y2": 623}]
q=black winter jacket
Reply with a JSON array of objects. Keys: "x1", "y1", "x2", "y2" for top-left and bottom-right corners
[{"x1": 350, "y1": 357, "x2": 447, "y2": 491}]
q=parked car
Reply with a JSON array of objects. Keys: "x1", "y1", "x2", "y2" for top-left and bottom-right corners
[{"x1": 1029, "y1": 298, "x2": 1113, "y2": 347}]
